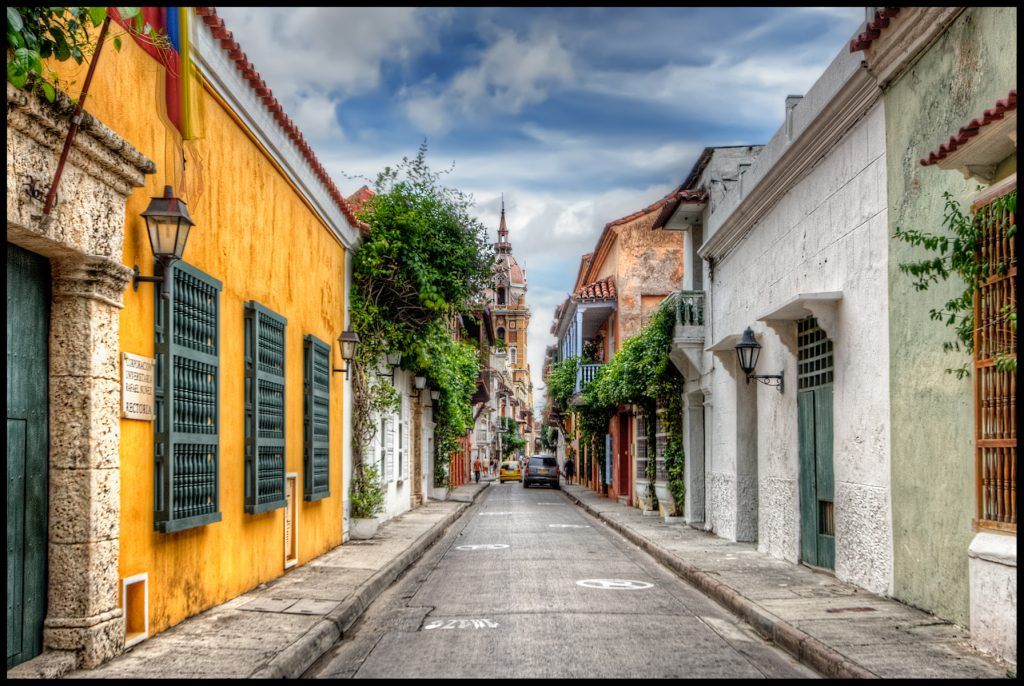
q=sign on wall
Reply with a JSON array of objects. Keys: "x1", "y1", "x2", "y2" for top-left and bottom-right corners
[{"x1": 121, "y1": 353, "x2": 155, "y2": 420}]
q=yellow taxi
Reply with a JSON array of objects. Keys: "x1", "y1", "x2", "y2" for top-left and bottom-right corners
[{"x1": 499, "y1": 460, "x2": 522, "y2": 483}]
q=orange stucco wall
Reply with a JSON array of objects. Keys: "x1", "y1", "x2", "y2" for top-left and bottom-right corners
[{"x1": 54, "y1": 31, "x2": 348, "y2": 635}]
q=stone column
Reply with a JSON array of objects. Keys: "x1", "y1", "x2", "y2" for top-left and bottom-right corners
[{"x1": 43, "y1": 256, "x2": 132, "y2": 669}]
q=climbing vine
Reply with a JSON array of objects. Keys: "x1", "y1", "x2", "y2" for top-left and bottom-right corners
[
  {"x1": 894, "y1": 189, "x2": 1017, "y2": 377},
  {"x1": 348, "y1": 143, "x2": 493, "y2": 489}
]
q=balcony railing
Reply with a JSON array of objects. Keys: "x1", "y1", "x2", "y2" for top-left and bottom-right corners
[
  {"x1": 673, "y1": 290, "x2": 705, "y2": 327},
  {"x1": 576, "y1": 362, "x2": 604, "y2": 393}
]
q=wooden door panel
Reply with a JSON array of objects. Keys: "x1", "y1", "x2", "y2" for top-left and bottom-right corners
[
  {"x1": 6, "y1": 244, "x2": 49, "y2": 669},
  {"x1": 814, "y1": 385, "x2": 835, "y2": 570},
  {"x1": 797, "y1": 390, "x2": 818, "y2": 566}
]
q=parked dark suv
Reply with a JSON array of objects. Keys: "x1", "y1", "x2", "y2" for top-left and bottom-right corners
[{"x1": 523, "y1": 455, "x2": 560, "y2": 489}]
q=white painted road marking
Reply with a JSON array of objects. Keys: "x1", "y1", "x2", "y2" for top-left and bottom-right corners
[
  {"x1": 424, "y1": 618, "x2": 500, "y2": 630},
  {"x1": 576, "y1": 579, "x2": 654, "y2": 590},
  {"x1": 549, "y1": 524, "x2": 590, "y2": 528},
  {"x1": 455, "y1": 544, "x2": 509, "y2": 551},
  {"x1": 478, "y1": 512, "x2": 513, "y2": 516}
]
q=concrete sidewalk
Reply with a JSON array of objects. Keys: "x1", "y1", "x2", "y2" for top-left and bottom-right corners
[
  {"x1": 59, "y1": 481, "x2": 490, "y2": 680},
  {"x1": 561, "y1": 483, "x2": 1012, "y2": 679}
]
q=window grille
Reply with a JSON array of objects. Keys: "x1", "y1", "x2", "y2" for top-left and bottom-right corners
[
  {"x1": 635, "y1": 412, "x2": 648, "y2": 478},
  {"x1": 379, "y1": 417, "x2": 387, "y2": 484},
  {"x1": 303, "y1": 335, "x2": 331, "y2": 500},
  {"x1": 154, "y1": 261, "x2": 223, "y2": 533},
  {"x1": 244, "y1": 302, "x2": 287, "y2": 514},
  {"x1": 974, "y1": 185, "x2": 1016, "y2": 532},
  {"x1": 797, "y1": 317, "x2": 834, "y2": 390},
  {"x1": 386, "y1": 415, "x2": 395, "y2": 482}
]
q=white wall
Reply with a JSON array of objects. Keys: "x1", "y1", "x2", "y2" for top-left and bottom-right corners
[
  {"x1": 374, "y1": 369, "x2": 413, "y2": 520},
  {"x1": 703, "y1": 100, "x2": 893, "y2": 595}
]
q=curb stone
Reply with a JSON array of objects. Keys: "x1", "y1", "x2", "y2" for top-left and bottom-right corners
[
  {"x1": 251, "y1": 483, "x2": 489, "y2": 679},
  {"x1": 560, "y1": 488, "x2": 878, "y2": 680}
]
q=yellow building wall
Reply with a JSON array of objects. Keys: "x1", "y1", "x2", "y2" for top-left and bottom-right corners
[{"x1": 54, "y1": 30, "x2": 347, "y2": 634}]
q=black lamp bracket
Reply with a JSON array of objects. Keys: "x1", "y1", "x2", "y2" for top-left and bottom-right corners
[
  {"x1": 332, "y1": 362, "x2": 352, "y2": 380},
  {"x1": 745, "y1": 372, "x2": 784, "y2": 393}
]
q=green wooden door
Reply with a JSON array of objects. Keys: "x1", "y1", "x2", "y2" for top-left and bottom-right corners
[
  {"x1": 6, "y1": 243, "x2": 50, "y2": 669},
  {"x1": 797, "y1": 317, "x2": 835, "y2": 570}
]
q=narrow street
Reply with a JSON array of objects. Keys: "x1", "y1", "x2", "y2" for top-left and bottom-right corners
[{"x1": 305, "y1": 482, "x2": 818, "y2": 679}]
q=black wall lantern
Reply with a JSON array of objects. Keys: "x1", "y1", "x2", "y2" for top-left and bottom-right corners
[
  {"x1": 376, "y1": 351, "x2": 402, "y2": 383},
  {"x1": 413, "y1": 375, "x2": 427, "y2": 399},
  {"x1": 735, "y1": 327, "x2": 784, "y2": 393},
  {"x1": 133, "y1": 185, "x2": 195, "y2": 296},
  {"x1": 332, "y1": 330, "x2": 359, "y2": 379}
]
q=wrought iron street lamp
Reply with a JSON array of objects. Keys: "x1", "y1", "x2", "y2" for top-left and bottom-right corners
[
  {"x1": 429, "y1": 389, "x2": 440, "y2": 401},
  {"x1": 133, "y1": 185, "x2": 195, "y2": 296},
  {"x1": 377, "y1": 351, "x2": 402, "y2": 383},
  {"x1": 735, "y1": 327, "x2": 784, "y2": 393},
  {"x1": 332, "y1": 330, "x2": 359, "y2": 379}
]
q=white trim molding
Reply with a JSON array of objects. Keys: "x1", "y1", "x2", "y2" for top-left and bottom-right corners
[{"x1": 701, "y1": 50, "x2": 880, "y2": 263}]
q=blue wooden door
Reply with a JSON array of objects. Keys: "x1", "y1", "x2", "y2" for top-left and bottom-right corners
[
  {"x1": 797, "y1": 317, "x2": 835, "y2": 570},
  {"x1": 6, "y1": 243, "x2": 50, "y2": 669}
]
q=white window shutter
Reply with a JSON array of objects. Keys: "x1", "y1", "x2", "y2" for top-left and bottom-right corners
[
  {"x1": 386, "y1": 417, "x2": 395, "y2": 482},
  {"x1": 402, "y1": 419, "x2": 411, "y2": 479}
]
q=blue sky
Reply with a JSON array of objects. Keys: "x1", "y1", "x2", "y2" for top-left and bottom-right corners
[{"x1": 218, "y1": 6, "x2": 867, "y2": 413}]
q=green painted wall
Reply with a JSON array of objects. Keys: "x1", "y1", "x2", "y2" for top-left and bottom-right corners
[{"x1": 886, "y1": 6, "x2": 1017, "y2": 627}]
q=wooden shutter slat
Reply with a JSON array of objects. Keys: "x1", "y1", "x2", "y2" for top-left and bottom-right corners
[
  {"x1": 245, "y1": 302, "x2": 288, "y2": 514},
  {"x1": 155, "y1": 261, "x2": 223, "y2": 533},
  {"x1": 304, "y1": 335, "x2": 331, "y2": 501}
]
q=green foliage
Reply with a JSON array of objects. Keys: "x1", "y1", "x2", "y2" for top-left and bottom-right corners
[
  {"x1": 348, "y1": 144, "x2": 491, "y2": 474},
  {"x1": 499, "y1": 416, "x2": 526, "y2": 459},
  {"x1": 539, "y1": 422, "x2": 559, "y2": 452},
  {"x1": 585, "y1": 306, "x2": 676, "y2": 408},
  {"x1": 414, "y1": 322, "x2": 480, "y2": 460},
  {"x1": 546, "y1": 356, "x2": 579, "y2": 410},
  {"x1": 350, "y1": 142, "x2": 494, "y2": 365},
  {"x1": 894, "y1": 189, "x2": 1017, "y2": 377},
  {"x1": 349, "y1": 463, "x2": 385, "y2": 519},
  {"x1": 6, "y1": 7, "x2": 157, "y2": 103}
]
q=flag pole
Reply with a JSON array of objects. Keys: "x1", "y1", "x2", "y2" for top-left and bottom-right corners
[{"x1": 43, "y1": 15, "x2": 112, "y2": 215}]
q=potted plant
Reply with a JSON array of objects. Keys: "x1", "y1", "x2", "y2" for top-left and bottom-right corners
[
  {"x1": 349, "y1": 463, "x2": 384, "y2": 539},
  {"x1": 432, "y1": 459, "x2": 449, "y2": 501}
]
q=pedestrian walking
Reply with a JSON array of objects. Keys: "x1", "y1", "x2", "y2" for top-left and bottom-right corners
[
  {"x1": 473, "y1": 457, "x2": 482, "y2": 484},
  {"x1": 564, "y1": 457, "x2": 575, "y2": 485}
]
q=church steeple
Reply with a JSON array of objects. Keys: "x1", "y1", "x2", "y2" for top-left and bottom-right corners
[{"x1": 496, "y1": 195, "x2": 512, "y2": 253}]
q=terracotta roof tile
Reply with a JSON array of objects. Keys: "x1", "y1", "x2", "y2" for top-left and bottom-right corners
[
  {"x1": 193, "y1": 7, "x2": 368, "y2": 233},
  {"x1": 920, "y1": 90, "x2": 1017, "y2": 166},
  {"x1": 574, "y1": 275, "x2": 616, "y2": 302},
  {"x1": 849, "y1": 7, "x2": 902, "y2": 52}
]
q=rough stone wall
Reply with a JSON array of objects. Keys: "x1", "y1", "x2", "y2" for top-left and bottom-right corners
[
  {"x1": 706, "y1": 100, "x2": 892, "y2": 594},
  {"x1": 613, "y1": 211, "x2": 684, "y2": 343},
  {"x1": 885, "y1": 5, "x2": 1017, "y2": 628},
  {"x1": 7, "y1": 82, "x2": 154, "y2": 671}
]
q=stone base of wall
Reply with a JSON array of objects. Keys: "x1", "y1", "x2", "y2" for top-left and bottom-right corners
[
  {"x1": 834, "y1": 481, "x2": 891, "y2": 595},
  {"x1": 758, "y1": 476, "x2": 799, "y2": 563},
  {"x1": 968, "y1": 532, "x2": 1017, "y2": 667},
  {"x1": 707, "y1": 471, "x2": 736, "y2": 540}
]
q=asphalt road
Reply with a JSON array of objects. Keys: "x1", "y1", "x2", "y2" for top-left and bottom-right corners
[{"x1": 305, "y1": 480, "x2": 819, "y2": 679}]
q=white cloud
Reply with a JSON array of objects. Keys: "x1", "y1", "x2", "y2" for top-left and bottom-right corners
[
  {"x1": 217, "y1": 7, "x2": 446, "y2": 143},
  {"x1": 402, "y1": 29, "x2": 574, "y2": 135}
]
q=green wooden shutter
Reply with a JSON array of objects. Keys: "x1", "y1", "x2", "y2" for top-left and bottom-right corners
[
  {"x1": 245, "y1": 302, "x2": 288, "y2": 514},
  {"x1": 155, "y1": 261, "x2": 223, "y2": 533},
  {"x1": 303, "y1": 335, "x2": 331, "y2": 500}
]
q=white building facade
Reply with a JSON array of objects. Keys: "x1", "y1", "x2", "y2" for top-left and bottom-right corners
[{"x1": 669, "y1": 44, "x2": 893, "y2": 594}]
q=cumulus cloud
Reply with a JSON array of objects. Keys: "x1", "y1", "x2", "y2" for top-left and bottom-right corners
[
  {"x1": 403, "y1": 29, "x2": 574, "y2": 135},
  {"x1": 217, "y1": 7, "x2": 447, "y2": 141}
]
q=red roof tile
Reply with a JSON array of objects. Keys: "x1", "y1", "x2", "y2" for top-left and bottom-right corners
[
  {"x1": 920, "y1": 90, "x2": 1017, "y2": 167},
  {"x1": 193, "y1": 7, "x2": 368, "y2": 233},
  {"x1": 849, "y1": 7, "x2": 902, "y2": 52},
  {"x1": 574, "y1": 275, "x2": 616, "y2": 302}
]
